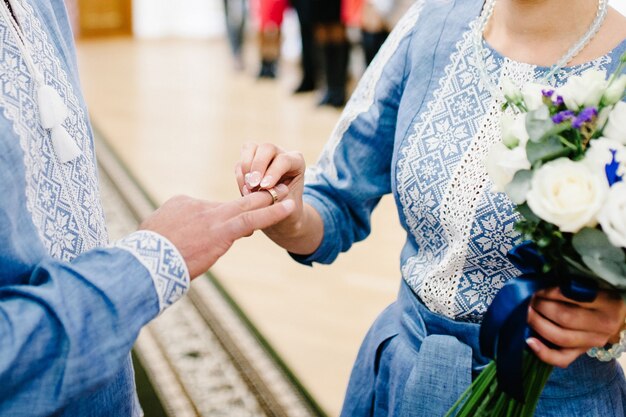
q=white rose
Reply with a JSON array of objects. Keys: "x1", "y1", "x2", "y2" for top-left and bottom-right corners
[
  {"x1": 526, "y1": 158, "x2": 608, "y2": 232},
  {"x1": 501, "y1": 113, "x2": 529, "y2": 148},
  {"x1": 558, "y1": 69, "x2": 607, "y2": 110},
  {"x1": 603, "y1": 101, "x2": 626, "y2": 145},
  {"x1": 603, "y1": 75, "x2": 626, "y2": 106},
  {"x1": 584, "y1": 138, "x2": 626, "y2": 184},
  {"x1": 485, "y1": 142, "x2": 531, "y2": 192},
  {"x1": 521, "y1": 83, "x2": 549, "y2": 111},
  {"x1": 598, "y1": 182, "x2": 626, "y2": 248}
]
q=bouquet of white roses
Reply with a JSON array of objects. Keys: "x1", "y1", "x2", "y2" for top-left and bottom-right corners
[{"x1": 446, "y1": 54, "x2": 626, "y2": 417}]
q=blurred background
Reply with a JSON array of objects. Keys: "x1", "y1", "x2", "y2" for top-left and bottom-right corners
[{"x1": 71, "y1": 1, "x2": 626, "y2": 416}]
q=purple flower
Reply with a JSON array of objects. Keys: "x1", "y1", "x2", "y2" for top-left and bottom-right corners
[
  {"x1": 572, "y1": 107, "x2": 598, "y2": 129},
  {"x1": 606, "y1": 149, "x2": 624, "y2": 186},
  {"x1": 542, "y1": 89, "x2": 555, "y2": 98},
  {"x1": 553, "y1": 95, "x2": 565, "y2": 107},
  {"x1": 551, "y1": 110, "x2": 575, "y2": 124}
]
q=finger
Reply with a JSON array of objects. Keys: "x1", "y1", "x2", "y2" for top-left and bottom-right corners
[
  {"x1": 240, "y1": 142, "x2": 258, "y2": 175},
  {"x1": 535, "y1": 287, "x2": 620, "y2": 309},
  {"x1": 531, "y1": 297, "x2": 602, "y2": 332},
  {"x1": 259, "y1": 151, "x2": 304, "y2": 189},
  {"x1": 528, "y1": 305, "x2": 608, "y2": 349},
  {"x1": 526, "y1": 337, "x2": 585, "y2": 368},
  {"x1": 235, "y1": 162, "x2": 245, "y2": 196},
  {"x1": 247, "y1": 143, "x2": 281, "y2": 188},
  {"x1": 226, "y1": 183, "x2": 290, "y2": 217},
  {"x1": 227, "y1": 199, "x2": 296, "y2": 238},
  {"x1": 531, "y1": 295, "x2": 621, "y2": 336}
]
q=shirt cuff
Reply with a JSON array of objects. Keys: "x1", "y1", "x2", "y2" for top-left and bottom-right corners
[{"x1": 113, "y1": 230, "x2": 190, "y2": 313}]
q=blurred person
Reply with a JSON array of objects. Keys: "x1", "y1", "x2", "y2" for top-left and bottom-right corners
[
  {"x1": 314, "y1": 0, "x2": 350, "y2": 107},
  {"x1": 359, "y1": 0, "x2": 412, "y2": 65},
  {"x1": 236, "y1": 0, "x2": 626, "y2": 416},
  {"x1": 256, "y1": 0, "x2": 288, "y2": 78},
  {"x1": 0, "y1": 1, "x2": 295, "y2": 416},
  {"x1": 291, "y1": 0, "x2": 318, "y2": 93},
  {"x1": 223, "y1": 0, "x2": 248, "y2": 70},
  {"x1": 344, "y1": 0, "x2": 413, "y2": 67}
]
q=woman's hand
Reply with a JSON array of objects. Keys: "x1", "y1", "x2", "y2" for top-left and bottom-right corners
[
  {"x1": 527, "y1": 287, "x2": 626, "y2": 368},
  {"x1": 235, "y1": 142, "x2": 323, "y2": 254}
]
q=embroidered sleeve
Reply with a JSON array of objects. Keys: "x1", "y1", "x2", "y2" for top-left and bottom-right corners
[
  {"x1": 114, "y1": 230, "x2": 190, "y2": 312},
  {"x1": 291, "y1": 1, "x2": 424, "y2": 266}
]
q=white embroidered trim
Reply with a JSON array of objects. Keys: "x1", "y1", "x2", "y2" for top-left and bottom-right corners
[
  {"x1": 114, "y1": 230, "x2": 190, "y2": 312},
  {"x1": 439, "y1": 60, "x2": 534, "y2": 319},
  {"x1": 305, "y1": 0, "x2": 425, "y2": 182},
  {"x1": 397, "y1": 23, "x2": 487, "y2": 318},
  {"x1": 0, "y1": 1, "x2": 107, "y2": 260}
]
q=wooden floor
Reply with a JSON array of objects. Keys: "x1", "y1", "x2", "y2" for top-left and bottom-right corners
[{"x1": 76, "y1": 37, "x2": 404, "y2": 416}]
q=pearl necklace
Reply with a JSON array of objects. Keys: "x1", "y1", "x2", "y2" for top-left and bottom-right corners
[
  {"x1": 0, "y1": 0, "x2": 81, "y2": 163},
  {"x1": 473, "y1": 0, "x2": 609, "y2": 98}
]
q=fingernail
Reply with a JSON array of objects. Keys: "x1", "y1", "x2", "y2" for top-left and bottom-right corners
[
  {"x1": 275, "y1": 183, "x2": 288, "y2": 193},
  {"x1": 247, "y1": 171, "x2": 261, "y2": 187},
  {"x1": 260, "y1": 175, "x2": 273, "y2": 188},
  {"x1": 526, "y1": 338, "x2": 539, "y2": 351},
  {"x1": 282, "y1": 199, "x2": 295, "y2": 211}
]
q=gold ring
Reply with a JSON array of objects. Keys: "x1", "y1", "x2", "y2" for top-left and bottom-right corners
[{"x1": 263, "y1": 188, "x2": 279, "y2": 205}]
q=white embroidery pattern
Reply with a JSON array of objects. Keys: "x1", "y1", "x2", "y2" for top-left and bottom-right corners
[
  {"x1": 396, "y1": 23, "x2": 611, "y2": 321},
  {"x1": 0, "y1": 3, "x2": 191, "y2": 309},
  {"x1": 306, "y1": 0, "x2": 425, "y2": 182},
  {"x1": 0, "y1": 1, "x2": 107, "y2": 261},
  {"x1": 115, "y1": 231, "x2": 190, "y2": 311}
]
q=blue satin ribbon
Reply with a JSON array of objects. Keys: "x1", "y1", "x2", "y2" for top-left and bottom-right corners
[{"x1": 479, "y1": 242, "x2": 598, "y2": 402}]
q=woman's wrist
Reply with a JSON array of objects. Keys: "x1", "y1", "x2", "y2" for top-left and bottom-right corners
[
  {"x1": 587, "y1": 316, "x2": 626, "y2": 362},
  {"x1": 265, "y1": 203, "x2": 324, "y2": 255},
  {"x1": 587, "y1": 329, "x2": 626, "y2": 361}
]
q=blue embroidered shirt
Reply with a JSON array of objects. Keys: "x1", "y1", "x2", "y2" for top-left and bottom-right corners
[
  {"x1": 0, "y1": 1, "x2": 189, "y2": 415},
  {"x1": 296, "y1": 0, "x2": 626, "y2": 322}
]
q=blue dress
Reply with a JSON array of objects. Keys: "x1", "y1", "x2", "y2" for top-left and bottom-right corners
[
  {"x1": 294, "y1": 0, "x2": 626, "y2": 415},
  {"x1": 0, "y1": 1, "x2": 189, "y2": 415}
]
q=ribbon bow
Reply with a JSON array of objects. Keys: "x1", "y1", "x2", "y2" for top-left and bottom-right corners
[{"x1": 479, "y1": 242, "x2": 598, "y2": 402}]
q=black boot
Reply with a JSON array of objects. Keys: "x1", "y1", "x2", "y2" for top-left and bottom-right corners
[
  {"x1": 294, "y1": 76, "x2": 316, "y2": 93},
  {"x1": 258, "y1": 59, "x2": 277, "y2": 79},
  {"x1": 319, "y1": 42, "x2": 349, "y2": 107},
  {"x1": 293, "y1": 23, "x2": 317, "y2": 93},
  {"x1": 362, "y1": 30, "x2": 389, "y2": 66}
]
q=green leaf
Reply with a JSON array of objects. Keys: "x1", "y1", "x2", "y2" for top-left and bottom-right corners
[
  {"x1": 517, "y1": 203, "x2": 540, "y2": 223},
  {"x1": 504, "y1": 170, "x2": 533, "y2": 204},
  {"x1": 541, "y1": 121, "x2": 573, "y2": 143},
  {"x1": 580, "y1": 257, "x2": 626, "y2": 289},
  {"x1": 562, "y1": 254, "x2": 598, "y2": 277},
  {"x1": 573, "y1": 228, "x2": 626, "y2": 288},
  {"x1": 525, "y1": 106, "x2": 553, "y2": 142},
  {"x1": 573, "y1": 228, "x2": 625, "y2": 261},
  {"x1": 526, "y1": 135, "x2": 571, "y2": 166}
]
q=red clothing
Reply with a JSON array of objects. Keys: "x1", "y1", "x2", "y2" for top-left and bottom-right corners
[
  {"x1": 342, "y1": 0, "x2": 363, "y2": 26},
  {"x1": 255, "y1": 0, "x2": 288, "y2": 29}
]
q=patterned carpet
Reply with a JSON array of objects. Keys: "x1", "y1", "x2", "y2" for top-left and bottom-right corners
[{"x1": 96, "y1": 134, "x2": 324, "y2": 417}]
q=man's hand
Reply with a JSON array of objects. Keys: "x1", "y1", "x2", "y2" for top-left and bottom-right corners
[{"x1": 138, "y1": 185, "x2": 294, "y2": 279}]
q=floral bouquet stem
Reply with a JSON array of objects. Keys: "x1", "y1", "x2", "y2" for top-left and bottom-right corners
[{"x1": 446, "y1": 352, "x2": 552, "y2": 417}]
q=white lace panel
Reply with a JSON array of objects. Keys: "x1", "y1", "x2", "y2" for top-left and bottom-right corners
[
  {"x1": 396, "y1": 23, "x2": 612, "y2": 321},
  {"x1": 0, "y1": 1, "x2": 107, "y2": 261},
  {"x1": 305, "y1": 0, "x2": 425, "y2": 182}
]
